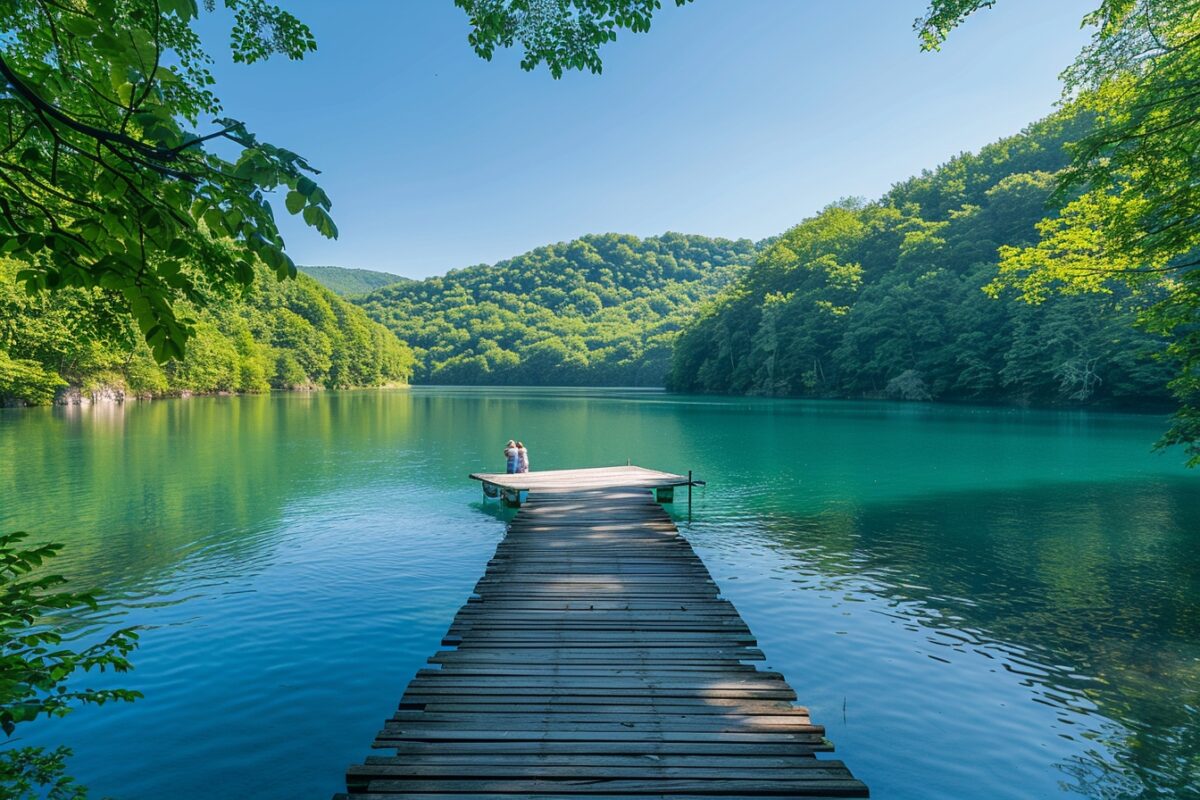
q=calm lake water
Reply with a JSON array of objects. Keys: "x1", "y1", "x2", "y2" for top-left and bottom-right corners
[{"x1": 1, "y1": 387, "x2": 1197, "y2": 799}]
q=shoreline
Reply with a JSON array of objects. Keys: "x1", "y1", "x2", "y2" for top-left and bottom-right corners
[
  {"x1": 0, "y1": 382, "x2": 1173, "y2": 420},
  {"x1": 0, "y1": 382, "x2": 411, "y2": 409}
]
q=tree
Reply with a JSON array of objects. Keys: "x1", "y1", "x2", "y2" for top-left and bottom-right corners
[
  {"x1": 1, "y1": 532, "x2": 140, "y2": 798},
  {"x1": 0, "y1": 1, "x2": 335, "y2": 362},
  {"x1": 886, "y1": 369, "x2": 933, "y2": 401},
  {"x1": 918, "y1": 0, "x2": 1200, "y2": 462},
  {"x1": 455, "y1": 0, "x2": 694, "y2": 77}
]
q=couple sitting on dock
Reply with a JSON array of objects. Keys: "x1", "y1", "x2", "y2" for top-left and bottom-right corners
[{"x1": 504, "y1": 440, "x2": 529, "y2": 474}]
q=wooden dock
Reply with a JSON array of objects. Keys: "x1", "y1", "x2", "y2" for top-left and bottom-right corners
[
  {"x1": 335, "y1": 487, "x2": 868, "y2": 799},
  {"x1": 469, "y1": 466, "x2": 702, "y2": 506}
]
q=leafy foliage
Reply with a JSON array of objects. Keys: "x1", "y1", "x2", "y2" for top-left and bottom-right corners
[
  {"x1": 0, "y1": 0, "x2": 333, "y2": 362},
  {"x1": 1, "y1": 532, "x2": 139, "y2": 798},
  {"x1": 297, "y1": 266, "x2": 409, "y2": 297},
  {"x1": 0, "y1": 258, "x2": 414, "y2": 403},
  {"x1": 455, "y1": 0, "x2": 693, "y2": 77},
  {"x1": 356, "y1": 233, "x2": 755, "y2": 386},
  {"x1": 917, "y1": 0, "x2": 1200, "y2": 461},
  {"x1": 0, "y1": 351, "x2": 65, "y2": 405},
  {"x1": 668, "y1": 112, "x2": 1174, "y2": 409},
  {"x1": 0, "y1": 746, "x2": 86, "y2": 800}
]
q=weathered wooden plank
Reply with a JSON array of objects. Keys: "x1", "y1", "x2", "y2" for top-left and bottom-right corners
[
  {"x1": 376, "y1": 728, "x2": 824, "y2": 744},
  {"x1": 410, "y1": 702, "x2": 806, "y2": 716},
  {"x1": 359, "y1": 778, "x2": 869, "y2": 795},
  {"x1": 350, "y1": 764, "x2": 852, "y2": 779},
  {"x1": 390, "y1": 712, "x2": 812, "y2": 726},
  {"x1": 338, "y1": 796, "x2": 861, "y2": 800},
  {"x1": 430, "y1": 654, "x2": 763, "y2": 663},
  {"x1": 385, "y1": 718, "x2": 821, "y2": 733},
  {"x1": 403, "y1": 677, "x2": 790, "y2": 690},
  {"x1": 396, "y1": 695, "x2": 795, "y2": 709},
  {"x1": 371, "y1": 741, "x2": 836, "y2": 756},
  {"x1": 415, "y1": 667, "x2": 777, "y2": 678},
  {"x1": 362, "y1": 754, "x2": 838, "y2": 769},
  {"x1": 399, "y1": 688, "x2": 799, "y2": 701}
]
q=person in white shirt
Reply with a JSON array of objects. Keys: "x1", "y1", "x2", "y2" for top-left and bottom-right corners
[
  {"x1": 516, "y1": 442, "x2": 529, "y2": 473},
  {"x1": 504, "y1": 440, "x2": 519, "y2": 474}
]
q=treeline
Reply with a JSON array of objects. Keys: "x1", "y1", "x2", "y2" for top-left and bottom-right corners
[
  {"x1": 0, "y1": 260, "x2": 414, "y2": 405},
  {"x1": 356, "y1": 233, "x2": 756, "y2": 386},
  {"x1": 668, "y1": 112, "x2": 1173, "y2": 407}
]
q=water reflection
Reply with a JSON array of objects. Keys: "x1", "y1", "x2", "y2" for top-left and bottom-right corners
[{"x1": 726, "y1": 479, "x2": 1200, "y2": 798}]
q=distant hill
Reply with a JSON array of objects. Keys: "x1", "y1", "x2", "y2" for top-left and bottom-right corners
[
  {"x1": 355, "y1": 232, "x2": 757, "y2": 386},
  {"x1": 298, "y1": 265, "x2": 409, "y2": 296}
]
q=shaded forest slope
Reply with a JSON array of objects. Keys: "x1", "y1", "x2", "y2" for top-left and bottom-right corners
[
  {"x1": 669, "y1": 113, "x2": 1172, "y2": 407},
  {"x1": 1, "y1": 261, "x2": 414, "y2": 405}
]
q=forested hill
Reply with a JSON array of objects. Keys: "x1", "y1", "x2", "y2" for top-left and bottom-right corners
[
  {"x1": 669, "y1": 112, "x2": 1173, "y2": 407},
  {"x1": 0, "y1": 261, "x2": 415, "y2": 405},
  {"x1": 298, "y1": 265, "x2": 409, "y2": 296},
  {"x1": 356, "y1": 233, "x2": 757, "y2": 386}
]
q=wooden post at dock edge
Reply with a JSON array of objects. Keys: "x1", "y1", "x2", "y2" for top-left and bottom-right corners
[{"x1": 688, "y1": 469, "x2": 693, "y2": 514}]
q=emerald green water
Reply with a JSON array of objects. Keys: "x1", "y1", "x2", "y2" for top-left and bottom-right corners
[{"x1": 1, "y1": 388, "x2": 1197, "y2": 799}]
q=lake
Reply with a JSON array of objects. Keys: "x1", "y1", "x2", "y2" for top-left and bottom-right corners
[{"x1": 1, "y1": 387, "x2": 1197, "y2": 799}]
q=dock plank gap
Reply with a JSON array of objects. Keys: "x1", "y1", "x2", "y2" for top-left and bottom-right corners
[{"x1": 334, "y1": 475, "x2": 868, "y2": 799}]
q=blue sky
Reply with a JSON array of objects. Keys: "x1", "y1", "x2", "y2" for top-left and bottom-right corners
[{"x1": 198, "y1": 0, "x2": 1094, "y2": 278}]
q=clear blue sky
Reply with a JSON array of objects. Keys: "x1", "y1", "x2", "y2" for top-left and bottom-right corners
[{"x1": 197, "y1": 0, "x2": 1094, "y2": 278}]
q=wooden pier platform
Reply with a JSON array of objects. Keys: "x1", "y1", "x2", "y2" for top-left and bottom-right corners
[
  {"x1": 470, "y1": 466, "x2": 702, "y2": 507},
  {"x1": 335, "y1": 488, "x2": 868, "y2": 799},
  {"x1": 469, "y1": 465, "x2": 697, "y2": 493}
]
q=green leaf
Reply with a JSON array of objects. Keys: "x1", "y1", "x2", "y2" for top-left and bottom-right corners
[
  {"x1": 160, "y1": 0, "x2": 199, "y2": 19},
  {"x1": 61, "y1": 15, "x2": 101, "y2": 37},
  {"x1": 302, "y1": 206, "x2": 338, "y2": 239},
  {"x1": 203, "y1": 208, "x2": 227, "y2": 237},
  {"x1": 284, "y1": 191, "x2": 305, "y2": 215}
]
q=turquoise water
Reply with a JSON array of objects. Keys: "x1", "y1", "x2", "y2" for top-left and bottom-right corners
[{"x1": 1, "y1": 388, "x2": 1197, "y2": 799}]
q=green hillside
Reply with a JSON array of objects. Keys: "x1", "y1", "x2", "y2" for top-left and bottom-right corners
[
  {"x1": 1, "y1": 261, "x2": 415, "y2": 405},
  {"x1": 356, "y1": 233, "x2": 757, "y2": 386},
  {"x1": 298, "y1": 265, "x2": 409, "y2": 296},
  {"x1": 668, "y1": 112, "x2": 1172, "y2": 407}
]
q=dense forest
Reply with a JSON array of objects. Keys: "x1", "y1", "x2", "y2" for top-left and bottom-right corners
[
  {"x1": 668, "y1": 112, "x2": 1174, "y2": 408},
  {"x1": 3, "y1": 111, "x2": 1176, "y2": 410},
  {"x1": 0, "y1": 260, "x2": 414, "y2": 406},
  {"x1": 356, "y1": 233, "x2": 757, "y2": 385},
  {"x1": 298, "y1": 266, "x2": 409, "y2": 296}
]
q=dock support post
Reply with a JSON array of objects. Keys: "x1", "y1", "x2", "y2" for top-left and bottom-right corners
[{"x1": 688, "y1": 470, "x2": 693, "y2": 515}]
